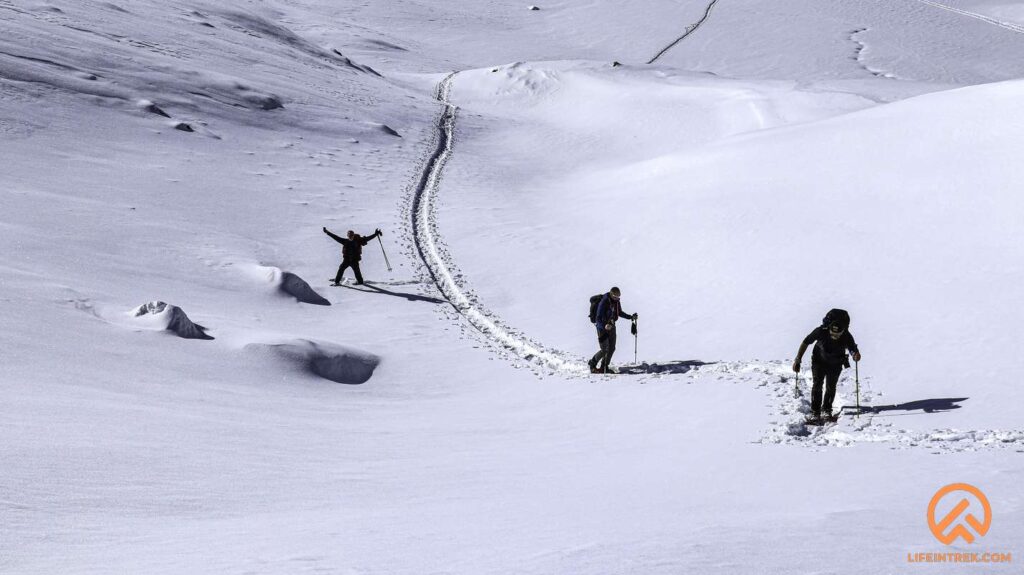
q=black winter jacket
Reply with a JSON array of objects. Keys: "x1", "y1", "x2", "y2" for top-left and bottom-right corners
[
  {"x1": 802, "y1": 327, "x2": 859, "y2": 367},
  {"x1": 595, "y1": 293, "x2": 632, "y2": 333},
  {"x1": 325, "y1": 230, "x2": 374, "y2": 261}
]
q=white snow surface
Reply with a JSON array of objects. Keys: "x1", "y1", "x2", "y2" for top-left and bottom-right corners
[{"x1": 2, "y1": 1, "x2": 1023, "y2": 573}]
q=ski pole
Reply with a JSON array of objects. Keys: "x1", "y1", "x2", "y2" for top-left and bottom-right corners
[
  {"x1": 855, "y1": 360, "x2": 860, "y2": 417},
  {"x1": 631, "y1": 318, "x2": 638, "y2": 364},
  {"x1": 377, "y1": 234, "x2": 392, "y2": 272}
]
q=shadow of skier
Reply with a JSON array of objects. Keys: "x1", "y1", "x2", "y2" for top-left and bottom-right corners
[
  {"x1": 617, "y1": 360, "x2": 716, "y2": 375},
  {"x1": 343, "y1": 283, "x2": 446, "y2": 304},
  {"x1": 845, "y1": 397, "x2": 968, "y2": 416}
]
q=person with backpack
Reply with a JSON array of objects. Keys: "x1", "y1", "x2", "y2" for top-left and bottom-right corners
[
  {"x1": 588, "y1": 287, "x2": 638, "y2": 374},
  {"x1": 323, "y1": 227, "x2": 382, "y2": 286},
  {"x1": 792, "y1": 309, "x2": 862, "y2": 422}
]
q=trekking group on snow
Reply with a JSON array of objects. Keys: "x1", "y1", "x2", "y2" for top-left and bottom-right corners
[
  {"x1": 583, "y1": 290, "x2": 859, "y2": 425},
  {"x1": 324, "y1": 226, "x2": 861, "y2": 425}
]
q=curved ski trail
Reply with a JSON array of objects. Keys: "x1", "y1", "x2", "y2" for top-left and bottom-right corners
[{"x1": 407, "y1": 72, "x2": 586, "y2": 374}]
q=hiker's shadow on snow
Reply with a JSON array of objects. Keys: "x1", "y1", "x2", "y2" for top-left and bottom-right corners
[
  {"x1": 849, "y1": 397, "x2": 968, "y2": 416},
  {"x1": 347, "y1": 284, "x2": 446, "y2": 304},
  {"x1": 618, "y1": 360, "x2": 716, "y2": 375}
]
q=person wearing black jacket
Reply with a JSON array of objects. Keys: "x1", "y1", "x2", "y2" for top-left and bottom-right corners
[
  {"x1": 792, "y1": 315, "x2": 862, "y2": 421},
  {"x1": 588, "y1": 287, "x2": 637, "y2": 374},
  {"x1": 323, "y1": 227, "x2": 382, "y2": 286}
]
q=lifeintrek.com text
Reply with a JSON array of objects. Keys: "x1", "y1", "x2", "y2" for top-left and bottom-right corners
[{"x1": 908, "y1": 552, "x2": 1012, "y2": 564}]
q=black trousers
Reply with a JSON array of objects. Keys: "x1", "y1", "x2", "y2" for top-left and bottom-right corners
[
  {"x1": 590, "y1": 327, "x2": 617, "y2": 371},
  {"x1": 811, "y1": 361, "x2": 843, "y2": 414},
  {"x1": 334, "y1": 259, "x2": 363, "y2": 284}
]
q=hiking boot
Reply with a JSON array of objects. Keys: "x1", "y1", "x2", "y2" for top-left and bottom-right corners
[{"x1": 806, "y1": 411, "x2": 822, "y2": 424}]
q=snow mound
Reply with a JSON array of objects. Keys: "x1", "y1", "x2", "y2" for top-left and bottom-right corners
[
  {"x1": 279, "y1": 272, "x2": 331, "y2": 306},
  {"x1": 242, "y1": 264, "x2": 330, "y2": 305},
  {"x1": 247, "y1": 339, "x2": 380, "y2": 384},
  {"x1": 130, "y1": 301, "x2": 213, "y2": 340}
]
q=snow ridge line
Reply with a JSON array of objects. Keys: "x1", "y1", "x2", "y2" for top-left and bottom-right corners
[
  {"x1": 915, "y1": 0, "x2": 1024, "y2": 34},
  {"x1": 647, "y1": 0, "x2": 720, "y2": 65},
  {"x1": 409, "y1": 72, "x2": 587, "y2": 374}
]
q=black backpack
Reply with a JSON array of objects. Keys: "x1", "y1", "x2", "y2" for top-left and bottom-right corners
[
  {"x1": 822, "y1": 308, "x2": 850, "y2": 329},
  {"x1": 588, "y1": 294, "x2": 603, "y2": 324}
]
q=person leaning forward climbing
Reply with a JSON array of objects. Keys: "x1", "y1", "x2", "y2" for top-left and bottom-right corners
[
  {"x1": 323, "y1": 227, "x2": 382, "y2": 286},
  {"x1": 792, "y1": 309, "x2": 861, "y2": 422},
  {"x1": 588, "y1": 287, "x2": 637, "y2": 374}
]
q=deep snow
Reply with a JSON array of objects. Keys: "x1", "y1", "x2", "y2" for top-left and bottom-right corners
[{"x1": 2, "y1": 1, "x2": 1023, "y2": 573}]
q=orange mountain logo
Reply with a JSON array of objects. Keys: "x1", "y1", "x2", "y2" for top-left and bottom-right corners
[{"x1": 927, "y1": 483, "x2": 992, "y2": 545}]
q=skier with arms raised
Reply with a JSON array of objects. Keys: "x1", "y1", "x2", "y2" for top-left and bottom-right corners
[{"x1": 324, "y1": 227, "x2": 382, "y2": 286}]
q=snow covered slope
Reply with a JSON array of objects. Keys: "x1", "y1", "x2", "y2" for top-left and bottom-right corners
[
  {"x1": 441, "y1": 62, "x2": 1024, "y2": 431},
  {"x1": 2, "y1": 0, "x2": 1023, "y2": 573}
]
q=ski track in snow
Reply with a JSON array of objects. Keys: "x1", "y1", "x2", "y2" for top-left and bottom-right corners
[
  {"x1": 402, "y1": 74, "x2": 1024, "y2": 452},
  {"x1": 647, "y1": 0, "x2": 720, "y2": 64},
  {"x1": 915, "y1": 0, "x2": 1024, "y2": 34}
]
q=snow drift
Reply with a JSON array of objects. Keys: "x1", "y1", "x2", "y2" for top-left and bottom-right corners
[
  {"x1": 246, "y1": 339, "x2": 380, "y2": 384},
  {"x1": 129, "y1": 301, "x2": 213, "y2": 340}
]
